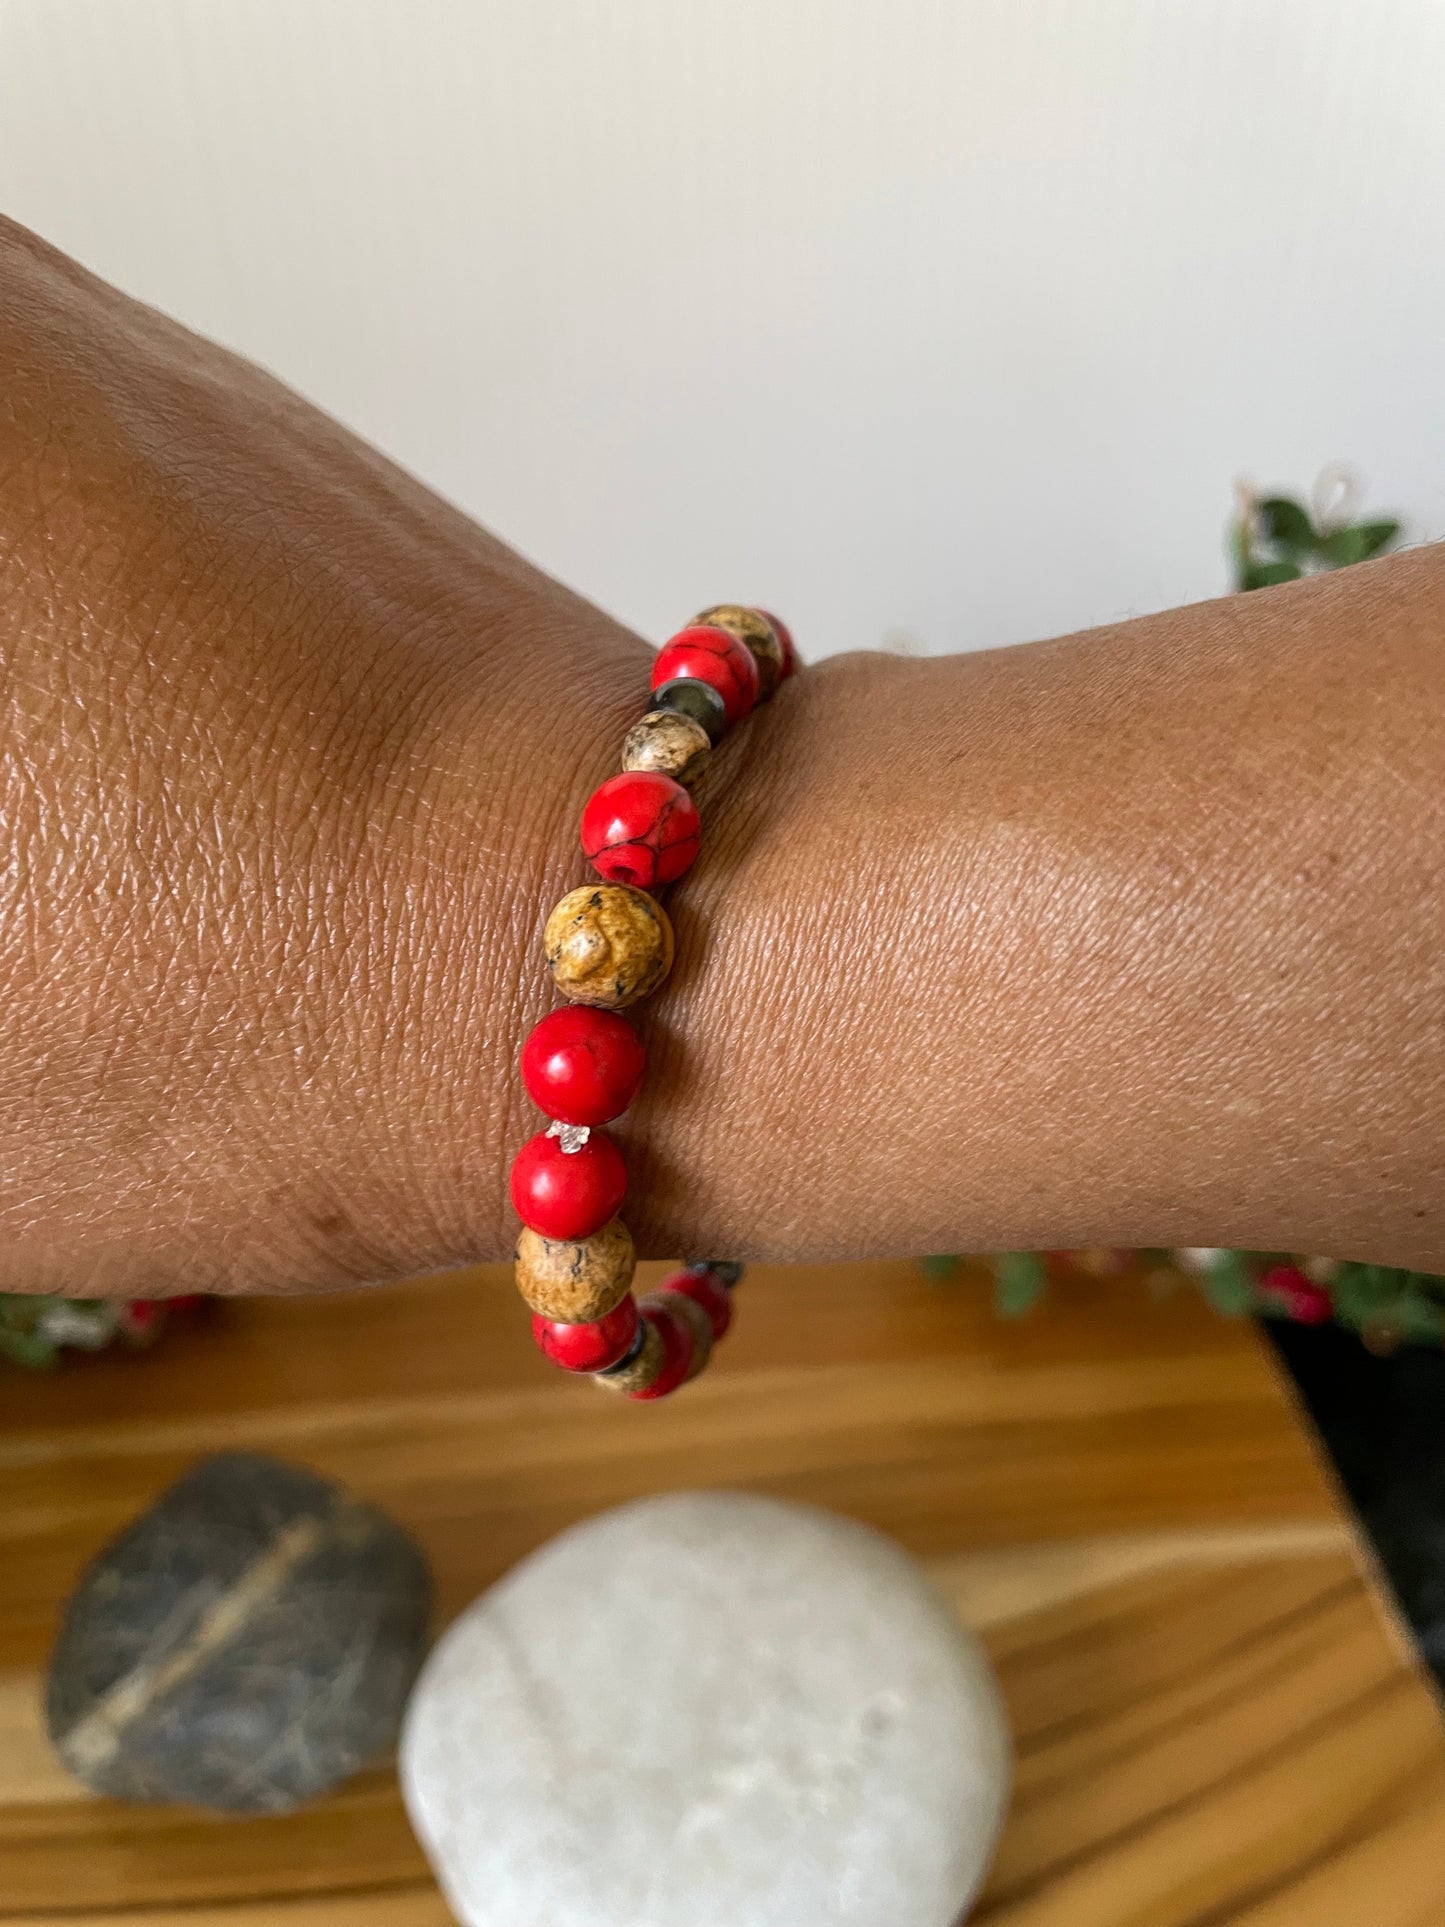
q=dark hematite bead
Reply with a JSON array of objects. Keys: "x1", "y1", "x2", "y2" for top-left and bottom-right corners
[
  {"x1": 45, "y1": 1451, "x2": 432, "y2": 1814},
  {"x1": 694, "y1": 1259, "x2": 745, "y2": 1288},
  {"x1": 652, "y1": 676, "x2": 729, "y2": 744}
]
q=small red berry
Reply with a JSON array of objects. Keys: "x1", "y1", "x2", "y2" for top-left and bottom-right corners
[
  {"x1": 510, "y1": 1128, "x2": 627, "y2": 1240},
  {"x1": 628, "y1": 1300, "x2": 696, "y2": 1401},
  {"x1": 581, "y1": 771, "x2": 700, "y2": 890},
  {"x1": 652, "y1": 624, "x2": 760, "y2": 726},
  {"x1": 520, "y1": 1007, "x2": 645, "y2": 1126},
  {"x1": 1259, "y1": 1263, "x2": 1333, "y2": 1326},
  {"x1": 757, "y1": 609, "x2": 797, "y2": 677},
  {"x1": 664, "y1": 1266, "x2": 733, "y2": 1341},
  {"x1": 532, "y1": 1294, "x2": 640, "y2": 1373}
]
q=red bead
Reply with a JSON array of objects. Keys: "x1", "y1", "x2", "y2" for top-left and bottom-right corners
[
  {"x1": 757, "y1": 609, "x2": 797, "y2": 678},
  {"x1": 1259, "y1": 1263, "x2": 1333, "y2": 1326},
  {"x1": 652, "y1": 625, "x2": 760, "y2": 726},
  {"x1": 664, "y1": 1266, "x2": 733, "y2": 1341},
  {"x1": 520, "y1": 1007, "x2": 645, "y2": 1126},
  {"x1": 580, "y1": 771, "x2": 701, "y2": 890},
  {"x1": 510, "y1": 1128, "x2": 627, "y2": 1240},
  {"x1": 628, "y1": 1300, "x2": 696, "y2": 1401},
  {"x1": 532, "y1": 1293, "x2": 639, "y2": 1372}
]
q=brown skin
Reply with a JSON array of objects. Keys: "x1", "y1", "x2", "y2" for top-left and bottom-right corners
[{"x1": 0, "y1": 215, "x2": 1441, "y2": 1298}]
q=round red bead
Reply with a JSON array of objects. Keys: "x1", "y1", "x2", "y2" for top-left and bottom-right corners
[
  {"x1": 532, "y1": 1293, "x2": 639, "y2": 1372},
  {"x1": 510, "y1": 1128, "x2": 627, "y2": 1240},
  {"x1": 1259, "y1": 1262, "x2": 1333, "y2": 1326},
  {"x1": 580, "y1": 770, "x2": 700, "y2": 890},
  {"x1": 757, "y1": 609, "x2": 797, "y2": 678},
  {"x1": 520, "y1": 1007, "x2": 645, "y2": 1126},
  {"x1": 664, "y1": 1266, "x2": 733, "y2": 1341},
  {"x1": 651, "y1": 624, "x2": 760, "y2": 726},
  {"x1": 628, "y1": 1300, "x2": 696, "y2": 1401}
]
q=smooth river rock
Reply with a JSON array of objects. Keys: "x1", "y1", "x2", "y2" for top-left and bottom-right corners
[
  {"x1": 401, "y1": 1491, "x2": 1009, "y2": 1927},
  {"x1": 46, "y1": 1451, "x2": 431, "y2": 1812}
]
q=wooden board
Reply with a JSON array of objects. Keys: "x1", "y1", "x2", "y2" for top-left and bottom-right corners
[{"x1": 1, "y1": 1259, "x2": 1443, "y2": 1925}]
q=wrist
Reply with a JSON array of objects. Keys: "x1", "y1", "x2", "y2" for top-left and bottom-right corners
[{"x1": 349, "y1": 598, "x2": 658, "y2": 1278}]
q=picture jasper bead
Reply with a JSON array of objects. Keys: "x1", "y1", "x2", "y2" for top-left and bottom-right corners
[
  {"x1": 653, "y1": 676, "x2": 728, "y2": 744},
  {"x1": 542, "y1": 883, "x2": 673, "y2": 1009},
  {"x1": 627, "y1": 1300, "x2": 697, "y2": 1401},
  {"x1": 652, "y1": 1287, "x2": 716, "y2": 1381},
  {"x1": 666, "y1": 1266, "x2": 733, "y2": 1342},
  {"x1": 592, "y1": 1311, "x2": 665, "y2": 1395},
  {"x1": 621, "y1": 709, "x2": 712, "y2": 787},
  {"x1": 45, "y1": 1452, "x2": 431, "y2": 1814},
  {"x1": 692, "y1": 604, "x2": 786, "y2": 700},
  {"x1": 514, "y1": 1217, "x2": 636, "y2": 1323}
]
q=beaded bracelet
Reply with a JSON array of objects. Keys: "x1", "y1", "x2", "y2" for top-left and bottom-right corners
[{"x1": 510, "y1": 606, "x2": 797, "y2": 1401}]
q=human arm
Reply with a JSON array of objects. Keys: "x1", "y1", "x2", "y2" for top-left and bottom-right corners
[{"x1": 2, "y1": 216, "x2": 1441, "y2": 1295}]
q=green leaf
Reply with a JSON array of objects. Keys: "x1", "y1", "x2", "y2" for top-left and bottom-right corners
[
  {"x1": 0, "y1": 1327, "x2": 59, "y2": 1368},
  {"x1": 1258, "y1": 496, "x2": 1316, "y2": 550},
  {"x1": 1319, "y1": 519, "x2": 1399, "y2": 568},
  {"x1": 1331, "y1": 1263, "x2": 1401, "y2": 1330},
  {"x1": 993, "y1": 1251, "x2": 1047, "y2": 1318},
  {"x1": 1355, "y1": 518, "x2": 1400, "y2": 558},
  {"x1": 1393, "y1": 1285, "x2": 1444, "y2": 1347},
  {"x1": 1194, "y1": 1249, "x2": 1256, "y2": 1317},
  {"x1": 918, "y1": 1254, "x2": 962, "y2": 1282},
  {"x1": 1317, "y1": 526, "x2": 1369, "y2": 567},
  {"x1": 1242, "y1": 560, "x2": 1302, "y2": 591}
]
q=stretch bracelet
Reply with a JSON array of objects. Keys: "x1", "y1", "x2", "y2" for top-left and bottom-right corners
[{"x1": 510, "y1": 606, "x2": 796, "y2": 1401}]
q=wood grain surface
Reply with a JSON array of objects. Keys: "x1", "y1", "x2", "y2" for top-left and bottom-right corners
[{"x1": 1, "y1": 1259, "x2": 1442, "y2": 1925}]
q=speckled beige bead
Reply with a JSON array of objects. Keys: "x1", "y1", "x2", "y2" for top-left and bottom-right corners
[
  {"x1": 654, "y1": 1290, "x2": 716, "y2": 1381},
  {"x1": 621, "y1": 709, "x2": 711, "y2": 788},
  {"x1": 592, "y1": 1314, "x2": 664, "y2": 1395},
  {"x1": 514, "y1": 1219, "x2": 636, "y2": 1323},
  {"x1": 543, "y1": 884, "x2": 673, "y2": 1009},
  {"x1": 692, "y1": 604, "x2": 785, "y2": 701}
]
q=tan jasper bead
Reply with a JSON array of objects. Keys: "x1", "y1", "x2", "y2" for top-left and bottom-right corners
[
  {"x1": 514, "y1": 1219, "x2": 636, "y2": 1323},
  {"x1": 621, "y1": 709, "x2": 711, "y2": 788},
  {"x1": 654, "y1": 1290, "x2": 716, "y2": 1381},
  {"x1": 692, "y1": 604, "x2": 785, "y2": 701},
  {"x1": 543, "y1": 883, "x2": 674, "y2": 1009},
  {"x1": 592, "y1": 1314, "x2": 665, "y2": 1394}
]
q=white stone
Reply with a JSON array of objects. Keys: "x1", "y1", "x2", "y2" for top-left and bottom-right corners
[{"x1": 400, "y1": 1492, "x2": 1010, "y2": 1927}]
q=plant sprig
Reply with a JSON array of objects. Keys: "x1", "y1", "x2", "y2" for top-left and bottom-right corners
[{"x1": 1231, "y1": 486, "x2": 1399, "y2": 592}]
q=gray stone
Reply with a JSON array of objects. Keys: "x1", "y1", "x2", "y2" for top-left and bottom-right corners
[
  {"x1": 46, "y1": 1451, "x2": 431, "y2": 1813},
  {"x1": 401, "y1": 1491, "x2": 1009, "y2": 1927}
]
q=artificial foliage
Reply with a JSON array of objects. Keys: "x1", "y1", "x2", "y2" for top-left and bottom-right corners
[
  {"x1": 0, "y1": 1294, "x2": 199, "y2": 1369},
  {"x1": 923, "y1": 1250, "x2": 1445, "y2": 1354},
  {"x1": 1229, "y1": 480, "x2": 1399, "y2": 591}
]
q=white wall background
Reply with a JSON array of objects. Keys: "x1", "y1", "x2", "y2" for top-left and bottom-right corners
[{"x1": 0, "y1": 0, "x2": 1442, "y2": 659}]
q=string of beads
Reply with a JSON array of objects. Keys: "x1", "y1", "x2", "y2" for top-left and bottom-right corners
[{"x1": 510, "y1": 606, "x2": 796, "y2": 1399}]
